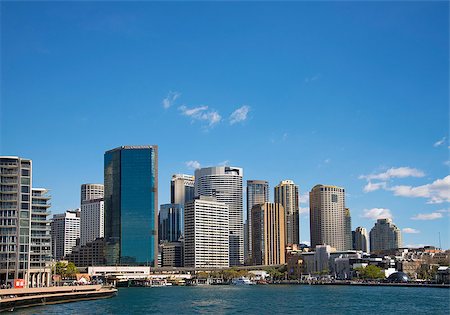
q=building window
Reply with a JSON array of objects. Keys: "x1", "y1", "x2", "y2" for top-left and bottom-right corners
[{"x1": 332, "y1": 194, "x2": 338, "y2": 203}]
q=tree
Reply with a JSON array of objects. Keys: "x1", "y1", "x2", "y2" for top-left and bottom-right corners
[
  {"x1": 53, "y1": 261, "x2": 79, "y2": 279},
  {"x1": 354, "y1": 265, "x2": 385, "y2": 279},
  {"x1": 66, "y1": 262, "x2": 79, "y2": 277}
]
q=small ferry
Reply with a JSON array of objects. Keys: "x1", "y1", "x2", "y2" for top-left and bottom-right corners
[{"x1": 231, "y1": 277, "x2": 254, "y2": 285}]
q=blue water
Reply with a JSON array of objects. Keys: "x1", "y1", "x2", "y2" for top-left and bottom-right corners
[{"x1": 14, "y1": 285, "x2": 450, "y2": 314}]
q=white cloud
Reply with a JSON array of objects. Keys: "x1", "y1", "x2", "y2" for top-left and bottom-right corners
[
  {"x1": 218, "y1": 160, "x2": 229, "y2": 166},
  {"x1": 411, "y1": 212, "x2": 443, "y2": 220},
  {"x1": 299, "y1": 207, "x2": 309, "y2": 215},
  {"x1": 360, "y1": 167, "x2": 425, "y2": 181},
  {"x1": 402, "y1": 228, "x2": 420, "y2": 234},
  {"x1": 405, "y1": 244, "x2": 427, "y2": 248},
  {"x1": 185, "y1": 160, "x2": 201, "y2": 170},
  {"x1": 324, "y1": 158, "x2": 331, "y2": 164},
  {"x1": 299, "y1": 193, "x2": 309, "y2": 205},
  {"x1": 444, "y1": 160, "x2": 450, "y2": 167},
  {"x1": 162, "y1": 91, "x2": 180, "y2": 109},
  {"x1": 179, "y1": 105, "x2": 221, "y2": 127},
  {"x1": 229, "y1": 105, "x2": 250, "y2": 125},
  {"x1": 433, "y1": 136, "x2": 446, "y2": 147},
  {"x1": 305, "y1": 74, "x2": 321, "y2": 83},
  {"x1": 363, "y1": 181, "x2": 386, "y2": 193},
  {"x1": 362, "y1": 208, "x2": 392, "y2": 220},
  {"x1": 389, "y1": 175, "x2": 450, "y2": 204},
  {"x1": 300, "y1": 240, "x2": 311, "y2": 246}
]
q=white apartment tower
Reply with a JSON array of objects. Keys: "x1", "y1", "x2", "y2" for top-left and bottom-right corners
[
  {"x1": 309, "y1": 184, "x2": 346, "y2": 251},
  {"x1": 274, "y1": 180, "x2": 300, "y2": 246},
  {"x1": 51, "y1": 209, "x2": 80, "y2": 260},
  {"x1": 194, "y1": 166, "x2": 243, "y2": 266},
  {"x1": 80, "y1": 183, "x2": 104, "y2": 246},
  {"x1": 184, "y1": 196, "x2": 229, "y2": 268},
  {"x1": 354, "y1": 226, "x2": 369, "y2": 252},
  {"x1": 80, "y1": 184, "x2": 104, "y2": 204},
  {"x1": 369, "y1": 218, "x2": 402, "y2": 252}
]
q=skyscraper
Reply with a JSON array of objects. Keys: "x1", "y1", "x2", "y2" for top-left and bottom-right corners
[
  {"x1": 354, "y1": 226, "x2": 369, "y2": 252},
  {"x1": 184, "y1": 196, "x2": 229, "y2": 268},
  {"x1": 274, "y1": 180, "x2": 299, "y2": 246},
  {"x1": 159, "y1": 204, "x2": 183, "y2": 243},
  {"x1": 369, "y1": 218, "x2": 402, "y2": 252},
  {"x1": 251, "y1": 202, "x2": 286, "y2": 266},
  {"x1": 246, "y1": 180, "x2": 269, "y2": 263},
  {"x1": 344, "y1": 208, "x2": 352, "y2": 250},
  {"x1": 104, "y1": 145, "x2": 158, "y2": 265},
  {"x1": 51, "y1": 209, "x2": 81, "y2": 261},
  {"x1": 80, "y1": 184, "x2": 104, "y2": 204},
  {"x1": 170, "y1": 174, "x2": 195, "y2": 205},
  {"x1": 309, "y1": 184, "x2": 346, "y2": 251},
  {"x1": 0, "y1": 156, "x2": 32, "y2": 286},
  {"x1": 194, "y1": 166, "x2": 243, "y2": 266},
  {"x1": 80, "y1": 198, "x2": 104, "y2": 246}
]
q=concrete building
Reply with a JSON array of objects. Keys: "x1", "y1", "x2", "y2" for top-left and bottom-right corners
[
  {"x1": 159, "y1": 204, "x2": 183, "y2": 243},
  {"x1": 0, "y1": 157, "x2": 33, "y2": 286},
  {"x1": 309, "y1": 184, "x2": 346, "y2": 251},
  {"x1": 194, "y1": 166, "x2": 243, "y2": 266},
  {"x1": 160, "y1": 242, "x2": 183, "y2": 267},
  {"x1": 354, "y1": 226, "x2": 369, "y2": 252},
  {"x1": 80, "y1": 198, "x2": 104, "y2": 246},
  {"x1": 29, "y1": 188, "x2": 52, "y2": 287},
  {"x1": 51, "y1": 209, "x2": 80, "y2": 261},
  {"x1": 344, "y1": 208, "x2": 352, "y2": 250},
  {"x1": 370, "y1": 218, "x2": 402, "y2": 252},
  {"x1": 274, "y1": 180, "x2": 299, "y2": 246},
  {"x1": 251, "y1": 202, "x2": 286, "y2": 266},
  {"x1": 171, "y1": 174, "x2": 195, "y2": 205},
  {"x1": 80, "y1": 184, "x2": 104, "y2": 204},
  {"x1": 104, "y1": 145, "x2": 158, "y2": 266},
  {"x1": 246, "y1": 180, "x2": 269, "y2": 263},
  {"x1": 64, "y1": 237, "x2": 106, "y2": 267},
  {"x1": 184, "y1": 196, "x2": 229, "y2": 268}
]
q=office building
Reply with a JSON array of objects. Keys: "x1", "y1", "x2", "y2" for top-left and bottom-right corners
[
  {"x1": 251, "y1": 202, "x2": 286, "y2": 266},
  {"x1": 354, "y1": 226, "x2": 369, "y2": 252},
  {"x1": 104, "y1": 145, "x2": 158, "y2": 265},
  {"x1": 344, "y1": 208, "x2": 352, "y2": 250},
  {"x1": 274, "y1": 180, "x2": 299, "y2": 246},
  {"x1": 160, "y1": 242, "x2": 183, "y2": 267},
  {"x1": 80, "y1": 198, "x2": 104, "y2": 246},
  {"x1": 184, "y1": 196, "x2": 229, "y2": 268},
  {"x1": 370, "y1": 218, "x2": 402, "y2": 252},
  {"x1": 64, "y1": 237, "x2": 106, "y2": 267},
  {"x1": 51, "y1": 209, "x2": 80, "y2": 261},
  {"x1": 246, "y1": 180, "x2": 269, "y2": 263},
  {"x1": 171, "y1": 174, "x2": 195, "y2": 205},
  {"x1": 159, "y1": 204, "x2": 183, "y2": 243},
  {"x1": 309, "y1": 184, "x2": 346, "y2": 251},
  {"x1": 81, "y1": 184, "x2": 104, "y2": 204},
  {"x1": 194, "y1": 166, "x2": 243, "y2": 266},
  {"x1": 0, "y1": 157, "x2": 32, "y2": 286}
]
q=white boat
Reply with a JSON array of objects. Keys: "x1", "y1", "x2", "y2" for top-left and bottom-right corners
[{"x1": 231, "y1": 277, "x2": 254, "y2": 285}]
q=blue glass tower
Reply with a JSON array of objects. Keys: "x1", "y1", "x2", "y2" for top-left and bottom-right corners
[{"x1": 104, "y1": 145, "x2": 158, "y2": 266}]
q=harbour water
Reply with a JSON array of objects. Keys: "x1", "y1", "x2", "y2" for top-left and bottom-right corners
[{"x1": 13, "y1": 285, "x2": 450, "y2": 314}]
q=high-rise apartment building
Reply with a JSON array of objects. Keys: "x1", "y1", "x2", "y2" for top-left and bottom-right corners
[
  {"x1": 51, "y1": 209, "x2": 80, "y2": 261},
  {"x1": 194, "y1": 166, "x2": 243, "y2": 266},
  {"x1": 0, "y1": 157, "x2": 33, "y2": 286},
  {"x1": 344, "y1": 208, "x2": 352, "y2": 250},
  {"x1": 369, "y1": 218, "x2": 402, "y2": 252},
  {"x1": 104, "y1": 145, "x2": 158, "y2": 265},
  {"x1": 246, "y1": 180, "x2": 269, "y2": 263},
  {"x1": 274, "y1": 180, "x2": 299, "y2": 246},
  {"x1": 184, "y1": 196, "x2": 229, "y2": 268},
  {"x1": 80, "y1": 198, "x2": 104, "y2": 246},
  {"x1": 171, "y1": 174, "x2": 195, "y2": 205},
  {"x1": 309, "y1": 184, "x2": 346, "y2": 251},
  {"x1": 251, "y1": 202, "x2": 286, "y2": 266},
  {"x1": 159, "y1": 204, "x2": 183, "y2": 243},
  {"x1": 81, "y1": 184, "x2": 104, "y2": 204},
  {"x1": 354, "y1": 226, "x2": 369, "y2": 252}
]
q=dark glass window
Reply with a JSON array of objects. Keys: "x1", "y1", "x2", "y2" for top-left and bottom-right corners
[
  {"x1": 332, "y1": 194, "x2": 338, "y2": 203},
  {"x1": 21, "y1": 186, "x2": 29, "y2": 193}
]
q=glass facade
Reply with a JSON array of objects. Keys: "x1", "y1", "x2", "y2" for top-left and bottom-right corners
[
  {"x1": 104, "y1": 146, "x2": 158, "y2": 266},
  {"x1": 159, "y1": 204, "x2": 183, "y2": 243}
]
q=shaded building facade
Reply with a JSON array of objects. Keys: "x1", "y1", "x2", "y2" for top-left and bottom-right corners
[{"x1": 274, "y1": 180, "x2": 299, "y2": 246}]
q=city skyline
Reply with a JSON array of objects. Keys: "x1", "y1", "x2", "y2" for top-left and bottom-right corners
[{"x1": 1, "y1": 1, "x2": 449, "y2": 250}]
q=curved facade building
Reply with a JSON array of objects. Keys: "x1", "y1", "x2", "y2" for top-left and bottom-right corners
[
  {"x1": 369, "y1": 218, "x2": 402, "y2": 252},
  {"x1": 81, "y1": 184, "x2": 104, "y2": 204}
]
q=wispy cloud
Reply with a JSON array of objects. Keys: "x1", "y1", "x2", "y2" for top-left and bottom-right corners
[
  {"x1": 218, "y1": 160, "x2": 230, "y2": 166},
  {"x1": 433, "y1": 136, "x2": 446, "y2": 147},
  {"x1": 389, "y1": 175, "x2": 450, "y2": 204},
  {"x1": 299, "y1": 207, "x2": 309, "y2": 215},
  {"x1": 229, "y1": 105, "x2": 250, "y2": 125},
  {"x1": 359, "y1": 167, "x2": 425, "y2": 181},
  {"x1": 162, "y1": 91, "x2": 181, "y2": 109},
  {"x1": 299, "y1": 193, "x2": 309, "y2": 205},
  {"x1": 179, "y1": 105, "x2": 221, "y2": 127},
  {"x1": 402, "y1": 228, "x2": 420, "y2": 234},
  {"x1": 305, "y1": 74, "x2": 321, "y2": 83},
  {"x1": 185, "y1": 160, "x2": 201, "y2": 170},
  {"x1": 363, "y1": 181, "x2": 387, "y2": 193},
  {"x1": 324, "y1": 158, "x2": 331, "y2": 164},
  {"x1": 361, "y1": 208, "x2": 392, "y2": 220},
  {"x1": 411, "y1": 212, "x2": 443, "y2": 220}
]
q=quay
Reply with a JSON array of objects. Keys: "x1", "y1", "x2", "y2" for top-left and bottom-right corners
[{"x1": 0, "y1": 285, "x2": 117, "y2": 312}]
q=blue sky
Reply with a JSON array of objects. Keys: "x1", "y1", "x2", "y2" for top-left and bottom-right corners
[{"x1": 1, "y1": 2, "x2": 449, "y2": 248}]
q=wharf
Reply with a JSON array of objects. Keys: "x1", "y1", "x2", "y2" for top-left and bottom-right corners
[{"x1": 0, "y1": 285, "x2": 117, "y2": 312}]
